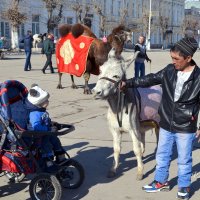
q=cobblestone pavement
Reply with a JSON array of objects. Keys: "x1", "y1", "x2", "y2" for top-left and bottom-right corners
[{"x1": 0, "y1": 51, "x2": 200, "y2": 200}]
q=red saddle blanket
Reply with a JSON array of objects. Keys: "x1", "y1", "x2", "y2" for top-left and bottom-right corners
[{"x1": 56, "y1": 33, "x2": 94, "y2": 77}]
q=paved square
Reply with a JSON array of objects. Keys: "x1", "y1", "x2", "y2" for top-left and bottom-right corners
[{"x1": 0, "y1": 50, "x2": 200, "y2": 200}]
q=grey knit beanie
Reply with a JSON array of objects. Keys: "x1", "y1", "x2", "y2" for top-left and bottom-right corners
[{"x1": 175, "y1": 37, "x2": 198, "y2": 56}]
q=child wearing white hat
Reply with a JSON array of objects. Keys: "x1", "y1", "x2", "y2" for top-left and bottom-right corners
[{"x1": 25, "y1": 84, "x2": 65, "y2": 170}]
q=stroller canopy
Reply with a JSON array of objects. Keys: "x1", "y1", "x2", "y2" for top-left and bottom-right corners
[{"x1": 0, "y1": 80, "x2": 28, "y2": 129}]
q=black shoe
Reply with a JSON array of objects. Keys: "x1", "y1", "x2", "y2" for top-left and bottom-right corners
[
  {"x1": 24, "y1": 69, "x2": 29, "y2": 71},
  {"x1": 51, "y1": 71, "x2": 55, "y2": 73},
  {"x1": 41, "y1": 69, "x2": 45, "y2": 74},
  {"x1": 45, "y1": 159, "x2": 59, "y2": 173}
]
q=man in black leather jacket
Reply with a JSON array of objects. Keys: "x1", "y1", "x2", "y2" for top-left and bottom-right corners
[{"x1": 120, "y1": 37, "x2": 200, "y2": 200}]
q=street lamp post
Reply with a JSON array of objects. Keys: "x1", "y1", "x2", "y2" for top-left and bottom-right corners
[{"x1": 146, "y1": 0, "x2": 152, "y2": 50}]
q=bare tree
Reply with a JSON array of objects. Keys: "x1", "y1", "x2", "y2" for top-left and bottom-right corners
[
  {"x1": 158, "y1": 16, "x2": 169, "y2": 49},
  {"x1": 72, "y1": 2, "x2": 92, "y2": 28},
  {"x1": 72, "y1": 2, "x2": 82, "y2": 23},
  {"x1": 43, "y1": 0, "x2": 63, "y2": 33},
  {"x1": 3, "y1": 0, "x2": 27, "y2": 49},
  {"x1": 180, "y1": 18, "x2": 199, "y2": 38},
  {"x1": 119, "y1": 8, "x2": 128, "y2": 25},
  {"x1": 93, "y1": 2, "x2": 106, "y2": 37},
  {"x1": 141, "y1": 8, "x2": 149, "y2": 38}
]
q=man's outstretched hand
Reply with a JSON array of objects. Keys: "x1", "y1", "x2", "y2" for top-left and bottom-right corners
[{"x1": 147, "y1": 58, "x2": 152, "y2": 63}]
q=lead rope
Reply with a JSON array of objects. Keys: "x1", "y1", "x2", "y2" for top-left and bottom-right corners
[{"x1": 116, "y1": 88, "x2": 128, "y2": 128}]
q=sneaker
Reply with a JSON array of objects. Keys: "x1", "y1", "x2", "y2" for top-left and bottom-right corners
[
  {"x1": 142, "y1": 180, "x2": 170, "y2": 193},
  {"x1": 177, "y1": 187, "x2": 190, "y2": 200}
]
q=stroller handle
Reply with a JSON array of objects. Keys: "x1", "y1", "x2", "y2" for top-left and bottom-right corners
[{"x1": 15, "y1": 123, "x2": 75, "y2": 138}]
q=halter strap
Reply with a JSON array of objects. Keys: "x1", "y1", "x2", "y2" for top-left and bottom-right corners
[
  {"x1": 100, "y1": 77, "x2": 118, "y2": 84},
  {"x1": 99, "y1": 76, "x2": 128, "y2": 127}
]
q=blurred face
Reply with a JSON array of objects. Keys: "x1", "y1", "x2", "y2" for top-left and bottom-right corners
[
  {"x1": 170, "y1": 51, "x2": 192, "y2": 71},
  {"x1": 138, "y1": 36, "x2": 145, "y2": 44},
  {"x1": 41, "y1": 100, "x2": 49, "y2": 108}
]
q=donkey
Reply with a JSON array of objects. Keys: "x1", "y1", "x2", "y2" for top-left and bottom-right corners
[{"x1": 92, "y1": 50, "x2": 162, "y2": 180}]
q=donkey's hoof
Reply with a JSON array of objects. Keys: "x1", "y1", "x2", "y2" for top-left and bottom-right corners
[
  {"x1": 107, "y1": 170, "x2": 116, "y2": 178},
  {"x1": 136, "y1": 174, "x2": 143, "y2": 181},
  {"x1": 57, "y1": 84, "x2": 63, "y2": 89}
]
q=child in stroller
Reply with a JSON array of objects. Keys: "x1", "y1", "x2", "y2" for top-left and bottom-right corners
[
  {"x1": 0, "y1": 80, "x2": 84, "y2": 200},
  {"x1": 25, "y1": 84, "x2": 66, "y2": 171}
]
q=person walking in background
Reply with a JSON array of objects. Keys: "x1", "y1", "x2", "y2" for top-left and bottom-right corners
[
  {"x1": 41, "y1": 33, "x2": 55, "y2": 74},
  {"x1": 134, "y1": 35, "x2": 151, "y2": 78},
  {"x1": 120, "y1": 37, "x2": 200, "y2": 200},
  {"x1": 22, "y1": 30, "x2": 33, "y2": 71}
]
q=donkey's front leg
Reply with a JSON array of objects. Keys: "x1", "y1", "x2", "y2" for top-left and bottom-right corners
[
  {"x1": 107, "y1": 129, "x2": 122, "y2": 178},
  {"x1": 130, "y1": 130, "x2": 144, "y2": 180}
]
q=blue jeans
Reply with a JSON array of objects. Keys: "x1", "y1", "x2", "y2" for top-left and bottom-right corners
[
  {"x1": 24, "y1": 51, "x2": 32, "y2": 70},
  {"x1": 135, "y1": 62, "x2": 145, "y2": 78},
  {"x1": 154, "y1": 128, "x2": 195, "y2": 188}
]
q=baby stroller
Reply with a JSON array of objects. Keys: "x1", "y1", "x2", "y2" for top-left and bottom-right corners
[{"x1": 0, "y1": 80, "x2": 84, "y2": 200}]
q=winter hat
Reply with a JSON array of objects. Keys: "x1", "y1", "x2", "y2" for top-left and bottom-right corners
[
  {"x1": 27, "y1": 84, "x2": 50, "y2": 106},
  {"x1": 175, "y1": 37, "x2": 198, "y2": 56}
]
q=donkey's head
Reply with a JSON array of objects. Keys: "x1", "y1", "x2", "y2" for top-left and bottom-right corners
[{"x1": 92, "y1": 49, "x2": 139, "y2": 99}]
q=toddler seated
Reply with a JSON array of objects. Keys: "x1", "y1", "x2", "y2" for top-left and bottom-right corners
[{"x1": 25, "y1": 84, "x2": 66, "y2": 170}]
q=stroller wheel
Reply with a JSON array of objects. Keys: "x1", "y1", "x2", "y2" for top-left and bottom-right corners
[
  {"x1": 29, "y1": 173, "x2": 62, "y2": 200},
  {"x1": 57, "y1": 159, "x2": 84, "y2": 189},
  {"x1": 5, "y1": 171, "x2": 26, "y2": 183}
]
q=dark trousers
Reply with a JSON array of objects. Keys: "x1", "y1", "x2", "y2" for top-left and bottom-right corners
[
  {"x1": 24, "y1": 51, "x2": 32, "y2": 70},
  {"x1": 134, "y1": 62, "x2": 145, "y2": 78},
  {"x1": 43, "y1": 54, "x2": 54, "y2": 73}
]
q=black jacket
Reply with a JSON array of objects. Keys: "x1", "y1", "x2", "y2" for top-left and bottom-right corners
[
  {"x1": 42, "y1": 38, "x2": 54, "y2": 55},
  {"x1": 126, "y1": 61, "x2": 200, "y2": 133},
  {"x1": 135, "y1": 44, "x2": 150, "y2": 62}
]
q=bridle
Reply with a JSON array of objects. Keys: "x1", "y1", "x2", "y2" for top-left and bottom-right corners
[{"x1": 100, "y1": 76, "x2": 128, "y2": 127}]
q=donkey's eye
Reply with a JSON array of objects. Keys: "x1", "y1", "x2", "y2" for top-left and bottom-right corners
[{"x1": 113, "y1": 75, "x2": 120, "y2": 79}]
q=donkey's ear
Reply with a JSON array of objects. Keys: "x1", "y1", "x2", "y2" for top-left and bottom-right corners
[{"x1": 124, "y1": 51, "x2": 140, "y2": 69}]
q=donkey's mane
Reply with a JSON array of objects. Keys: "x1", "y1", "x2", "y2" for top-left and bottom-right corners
[{"x1": 111, "y1": 25, "x2": 131, "y2": 34}]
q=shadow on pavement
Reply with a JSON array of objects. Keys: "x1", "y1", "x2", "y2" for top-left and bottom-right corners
[
  {"x1": 62, "y1": 143, "x2": 141, "y2": 199},
  {"x1": 62, "y1": 142, "x2": 158, "y2": 200},
  {"x1": 190, "y1": 163, "x2": 200, "y2": 198},
  {"x1": 0, "y1": 181, "x2": 28, "y2": 198},
  {"x1": 3, "y1": 57, "x2": 25, "y2": 60}
]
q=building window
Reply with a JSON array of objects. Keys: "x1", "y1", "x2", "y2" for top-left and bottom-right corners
[
  {"x1": 18, "y1": 23, "x2": 25, "y2": 38},
  {"x1": 32, "y1": 15, "x2": 40, "y2": 34},
  {"x1": 0, "y1": 22, "x2": 10, "y2": 38},
  {"x1": 111, "y1": 0, "x2": 114, "y2": 15},
  {"x1": 118, "y1": 1, "x2": 121, "y2": 16},
  {"x1": 67, "y1": 17, "x2": 73, "y2": 24},
  {"x1": 104, "y1": 0, "x2": 106, "y2": 14}
]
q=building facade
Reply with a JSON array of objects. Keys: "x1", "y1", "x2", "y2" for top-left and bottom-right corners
[{"x1": 0, "y1": 0, "x2": 186, "y2": 48}]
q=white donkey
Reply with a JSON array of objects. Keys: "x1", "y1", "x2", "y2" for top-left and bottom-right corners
[{"x1": 92, "y1": 50, "x2": 162, "y2": 180}]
